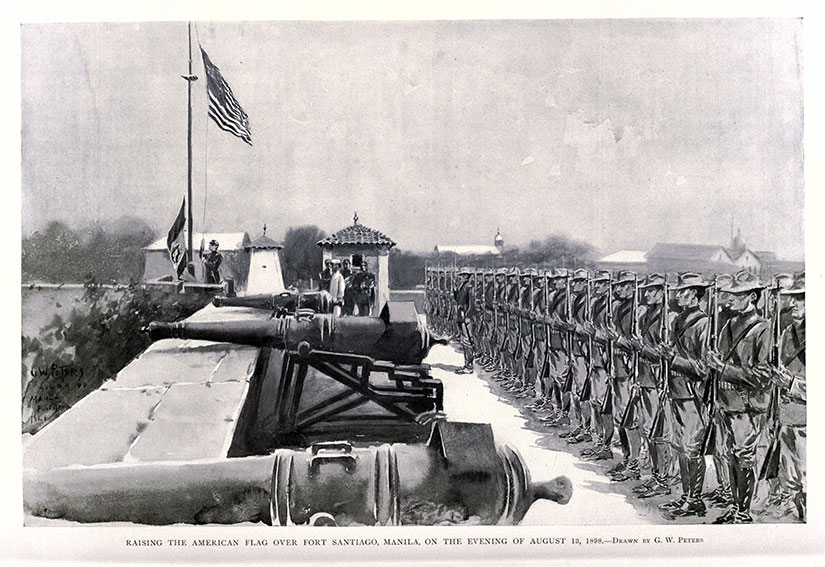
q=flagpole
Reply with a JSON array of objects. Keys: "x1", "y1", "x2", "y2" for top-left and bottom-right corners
[{"x1": 186, "y1": 21, "x2": 194, "y2": 269}]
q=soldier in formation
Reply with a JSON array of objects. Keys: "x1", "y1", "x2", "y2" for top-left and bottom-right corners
[{"x1": 423, "y1": 266, "x2": 805, "y2": 524}]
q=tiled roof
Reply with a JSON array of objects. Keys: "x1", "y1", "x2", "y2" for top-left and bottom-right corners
[
  {"x1": 317, "y1": 222, "x2": 396, "y2": 248},
  {"x1": 246, "y1": 234, "x2": 283, "y2": 249}
]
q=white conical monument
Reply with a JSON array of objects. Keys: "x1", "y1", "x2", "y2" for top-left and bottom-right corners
[{"x1": 245, "y1": 225, "x2": 285, "y2": 295}]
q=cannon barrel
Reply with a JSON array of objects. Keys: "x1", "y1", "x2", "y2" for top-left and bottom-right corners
[
  {"x1": 143, "y1": 302, "x2": 445, "y2": 365},
  {"x1": 24, "y1": 423, "x2": 571, "y2": 526},
  {"x1": 213, "y1": 290, "x2": 332, "y2": 313}
]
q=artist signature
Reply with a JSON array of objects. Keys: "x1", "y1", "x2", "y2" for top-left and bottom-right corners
[{"x1": 28, "y1": 362, "x2": 84, "y2": 379}]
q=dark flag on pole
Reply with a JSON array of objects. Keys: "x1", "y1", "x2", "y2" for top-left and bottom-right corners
[
  {"x1": 167, "y1": 197, "x2": 188, "y2": 279},
  {"x1": 200, "y1": 47, "x2": 252, "y2": 145}
]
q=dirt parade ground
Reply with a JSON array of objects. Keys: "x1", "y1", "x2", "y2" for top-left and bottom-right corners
[{"x1": 424, "y1": 342, "x2": 796, "y2": 526}]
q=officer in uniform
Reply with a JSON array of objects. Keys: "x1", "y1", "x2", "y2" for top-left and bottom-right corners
[
  {"x1": 319, "y1": 259, "x2": 333, "y2": 293},
  {"x1": 604, "y1": 270, "x2": 643, "y2": 482},
  {"x1": 351, "y1": 261, "x2": 376, "y2": 316},
  {"x1": 581, "y1": 270, "x2": 615, "y2": 461},
  {"x1": 763, "y1": 272, "x2": 806, "y2": 521},
  {"x1": 202, "y1": 239, "x2": 223, "y2": 284},
  {"x1": 631, "y1": 273, "x2": 679, "y2": 498},
  {"x1": 658, "y1": 273, "x2": 711, "y2": 519},
  {"x1": 454, "y1": 267, "x2": 476, "y2": 374},
  {"x1": 707, "y1": 270, "x2": 771, "y2": 524},
  {"x1": 342, "y1": 259, "x2": 355, "y2": 316}
]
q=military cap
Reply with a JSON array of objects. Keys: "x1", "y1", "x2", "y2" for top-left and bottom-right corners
[
  {"x1": 331, "y1": 258, "x2": 342, "y2": 265},
  {"x1": 548, "y1": 268, "x2": 570, "y2": 279},
  {"x1": 611, "y1": 270, "x2": 637, "y2": 285},
  {"x1": 714, "y1": 273, "x2": 733, "y2": 289},
  {"x1": 507, "y1": 268, "x2": 519, "y2": 277},
  {"x1": 718, "y1": 270, "x2": 764, "y2": 294},
  {"x1": 592, "y1": 270, "x2": 612, "y2": 283},
  {"x1": 523, "y1": 267, "x2": 539, "y2": 277},
  {"x1": 639, "y1": 273, "x2": 666, "y2": 289},
  {"x1": 571, "y1": 268, "x2": 590, "y2": 281},
  {"x1": 773, "y1": 272, "x2": 795, "y2": 290},
  {"x1": 673, "y1": 272, "x2": 711, "y2": 290},
  {"x1": 780, "y1": 272, "x2": 805, "y2": 295},
  {"x1": 209, "y1": 239, "x2": 220, "y2": 247},
  {"x1": 495, "y1": 267, "x2": 508, "y2": 275},
  {"x1": 458, "y1": 267, "x2": 472, "y2": 275}
]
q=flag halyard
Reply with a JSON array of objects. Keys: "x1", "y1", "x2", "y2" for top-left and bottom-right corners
[{"x1": 200, "y1": 47, "x2": 252, "y2": 145}]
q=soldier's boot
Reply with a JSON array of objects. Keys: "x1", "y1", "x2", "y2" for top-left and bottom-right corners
[
  {"x1": 664, "y1": 496, "x2": 706, "y2": 519},
  {"x1": 590, "y1": 445, "x2": 615, "y2": 461},
  {"x1": 732, "y1": 466, "x2": 757, "y2": 524},
  {"x1": 606, "y1": 460, "x2": 627, "y2": 477},
  {"x1": 708, "y1": 485, "x2": 734, "y2": 508},
  {"x1": 612, "y1": 460, "x2": 642, "y2": 482},
  {"x1": 658, "y1": 494, "x2": 688, "y2": 511},
  {"x1": 633, "y1": 477, "x2": 656, "y2": 494},
  {"x1": 794, "y1": 491, "x2": 806, "y2": 522},
  {"x1": 636, "y1": 475, "x2": 673, "y2": 499}
]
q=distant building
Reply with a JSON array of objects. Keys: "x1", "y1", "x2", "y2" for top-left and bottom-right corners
[
  {"x1": 317, "y1": 213, "x2": 396, "y2": 316},
  {"x1": 143, "y1": 232, "x2": 251, "y2": 286},
  {"x1": 595, "y1": 230, "x2": 803, "y2": 278},
  {"x1": 433, "y1": 229, "x2": 505, "y2": 256}
]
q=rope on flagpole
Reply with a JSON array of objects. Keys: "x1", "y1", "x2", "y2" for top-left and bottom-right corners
[{"x1": 194, "y1": 22, "x2": 209, "y2": 249}]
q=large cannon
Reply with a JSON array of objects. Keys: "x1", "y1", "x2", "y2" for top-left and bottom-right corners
[
  {"x1": 24, "y1": 422, "x2": 571, "y2": 526},
  {"x1": 144, "y1": 302, "x2": 443, "y2": 366}
]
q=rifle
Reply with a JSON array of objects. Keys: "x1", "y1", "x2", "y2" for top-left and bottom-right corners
[
  {"x1": 578, "y1": 272, "x2": 593, "y2": 402},
  {"x1": 561, "y1": 275, "x2": 575, "y2": 396},
  {"x1": 600, "y1": 275, "x2": 615, "y2": 415},
  {"x1": 701, "y1": 281, "x2": 720, "y2": 455},
  {"x1": 620, "y1": 273, "x2": 641, "y2": 428},
  {"x1": 759, "y1": 280, "x2": 784, "y2": 480},
  {"x1": 648, "y1": 281, "x2": 670, "y2": 443}
]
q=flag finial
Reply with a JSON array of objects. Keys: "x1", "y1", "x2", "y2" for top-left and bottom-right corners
[
  {"x1": 263, "y1": 223, "x2": 267, "y2": 235},
  {"x1": 353, "y1": 212, "x2": 359, "y2": 225}
]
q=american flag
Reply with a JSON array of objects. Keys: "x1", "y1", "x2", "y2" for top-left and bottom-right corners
[{"x1": 200, "y1": 47, "x2": 252, "y2": 145}]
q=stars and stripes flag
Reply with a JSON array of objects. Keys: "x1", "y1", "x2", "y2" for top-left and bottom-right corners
[
  {"x1": 200, "y1": 47, "x2": 252, "y2": 145},
  {"x1": 167, "y1": 197, "x2": 188, "y2": 279}
]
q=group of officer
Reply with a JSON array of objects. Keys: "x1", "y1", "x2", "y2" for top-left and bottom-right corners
[
  {"x1": 424, "y1": 266, "x2": 806, "y2": 524},
  {"x1": 319, "y1": 258, "x2": 376, "y2": 316}
]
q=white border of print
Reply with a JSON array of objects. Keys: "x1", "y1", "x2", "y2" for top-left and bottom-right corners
[{"x1": 3, "y1": 1, "x2": 823, "y2": 566}]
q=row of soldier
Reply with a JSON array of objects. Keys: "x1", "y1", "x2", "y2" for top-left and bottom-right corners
[{"x1": 424, "y1": 266, "x2": 805, "y2": 524}]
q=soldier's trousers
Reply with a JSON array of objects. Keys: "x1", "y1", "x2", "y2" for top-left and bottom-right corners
[
  {"x1": 639, "y1": 387, "x2": 676, "y2": 480},
  {"x1": 457, "y1": 319, "x2": 475, "y2": 369},
  {"x1": 548, "y1": 349, "x2": 568, "y2": 412},
  {"x1": 712, "y1": 410, "x2": 731, "y2": 491},
  {"x1": 670, "y1": 398, "x2": 707, "y2": 498},
  {"x1": 570, "y1": 356, "x2": 591, "y2": 430},
  {"x1": 778, "y1": 423, "x2": 806, "y2": 518},
  {"x1": 589, "y1": 366, "x2": 613, "y2": 446},
  {"x1": 718, "y1": 410, "x2": 768, "y2": 514},
  {"x1": 613, "y1": 376, "x2": 641, "y2": 463}
]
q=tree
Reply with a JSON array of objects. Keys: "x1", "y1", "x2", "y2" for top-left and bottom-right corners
[{"x1": 280, "y1": 225, "x2": 327, "y2": 288}]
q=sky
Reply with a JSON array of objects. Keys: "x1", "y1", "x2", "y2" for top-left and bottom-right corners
[{"x1": 20, "y1": 19, "x2": 804, "y2": 259}]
